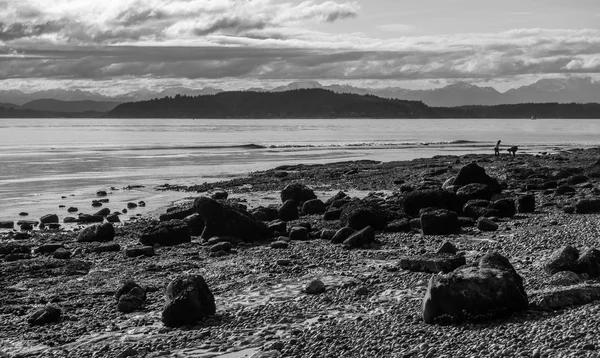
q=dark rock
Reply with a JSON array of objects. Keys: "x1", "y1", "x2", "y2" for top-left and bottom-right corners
[
  {"x1": 529, "y1": 284, "x2": 600, "y2": 310},
  {"x1": 124, "y1": 246, "x2": 154, "y2": 257},
  {"x1": 319, "y1": 229, "x2": 336, "y2": 241},
  {"x1": 410, "y1": 218, "x2": 421, "y2": 229},
  {"x1": 127, "y1": 202, "x2": 138, "y2": 209},
  {"x1": 399, "y1": 253, "x2": 466, "y2": 273},
  {"x1": 67, "y1": 207, "x2": 78, "y2": 213},
  {"x1": 270, "y1": 241, "x2": 289, "y2": 249},
  {"x1": 301, "y1": 199, "x2": 326, "y2": 215},
  {"x1": 0, "y1": 221, "x2": 14, "y2": 229},
  {"x1": 92, "y1": 201, "x2": 103, "y2": 207},
  {"x1": 159, "y1": 207, "x2": 195, "y2": 221},
  {"x1": 325, "y1": 191, "x2": 347, "y2": 206},
  {"x1": 94, "y1": 207, "x2": 111, "y2": 217},
  {"x1": 251, "y1": 206, "x2": 279, "y2": 222},
  {"x1": 488, "y1": 198, "x2": 516, "y2": 218},
  {"x1": 139, "y1": 220, "x2": 191, "y2": 246},
  {"x1": 182, "y1": 213, "x2": 204, "y2": 236},
  {"x1": 563, "y1": 206, "x2": 576, "y2": 214},
  {"x1": 545, "y1": 245, "x2": 579, "y2": 275},
  {"x1": 210, "y1": 241, "x2": 232, "y2": 252},
  {"x1": 78, "y1": 214, "x2": 104, "y2": 223},
  {"x1": 34, "y1": 244, "x2": 63, "y2": 254},
  {"x1": 458, "y1": 217, "x2": 476, "y2": 227},
  {"x1": 47, "y1": 223, "x2": 61, "y2": 230},
  {"x1": 556, "y1": 185, "x2": 576, "y2": 195},
  {"x1": 567, "y1": 174, "x2": 588, "y2": 185},
  {"x1": 53, "y1": 248, "x2": 71, "y2": 259},
  {"x1": 280, "y1": 183, "x2": 317, "y2": 204},
  {"x1": 161, "y1": 275, "x2": 216, "y2": 327},
  {"x1": 403, "y1": 189, "x2": 461, "y2": 217},
  {"x1": 40, "y1": 214, "x2": 59, "y2": 224},
  {"x1": 541, "y1": 180, "x2": 558, "y2": 189},
  {"x1": 267, "y1": 220, "x2": 287, "y2": 235},
  {"x1": 206, "y1": 236, "x2": 241, "y2": 245},
  {"x1": 210, "y1": 190, "x2": 229, "y2": 200},
  {"x1": 516, "y1": 194, "x2": 535, "y2": 213},
  {"x1": 456, "y1": 183, "x2": 493, "y2": 204},
  {"x1": 575, "y1": 198, "x2": 600, "y2": 214},
  {"x1": 462, "y1": 199, "x2": 491, "y2": 219},
  {"x1": 106, "y1": 213, "x2": 121, "y2": 223},
  {"x1": 138, "y1": 201, "x2": 146, "y2": 207},
  {"x1": 548, "y1": 271, "x2": 582, "y2": 286},
  {"x1": 576, "y1": 248, "x2": 600, "y2": 278},
  {"x1": 289, "y1": 227, "x2": 309, "y2": 241},
  {"x1": 96, "y1": 190, "x2": 108, "y2": 197},
  {"x1": 420, "y1": 209, "x2": 459, "y2": 235},
  {"x1": 77, "y1": 223, "x2": 115, "y2": 242},
  {"x1": 331, "y1": 227, "x2": 356, "y2": 244},
  {"x1": 384, "y1": 218, "x2": 411, "y2": 232},
  {"x1": 339, "y1": 200, "x2": 391, "y2": 230},
  {"x1": 305, "y1": 280, "x2": 326, "y2": 294},
  {"x1": 195, "y1": 196, "x2": 268, "y2": 242},
  {"x1": 19, "y1": 223, "x2": 34, "y2": 231},
  {"x1": 452, "y1": 162, "x2": 501, "y2": 193},
  {"x1": 323, "y1": 208, "x2": 342, "y2": 221},
  {"x1": 4, "y1": 253, "x2": 31, "y2": 261},
  {"x1": 423, "y1": 252, "x2": 527, "y2": 324},
  {"x1": 276, "y1": 259, "x2": 292, "y2": 266},
  {"x1": 115, "y1": 281, "x2": 146, "y2": 313},
  {"x1": 19, "y1": 212, "x2": 28, "y2": 216},
  {"x1": 343, "y1": 226, "x2": 375, "y2": 248},
  {"x1": 278, "y1": 200, "x2": 299, "y2": 222},
  {"x1": 92, "y1": 243, "x2": 121, "y2": 253},
  {"x1": 63, "y1": 217, "x2": 79, "y2": 223},
  {"x1": 477, "y1": 217, "x2": 498, "y2": 232},
  {"x1": 437, "y1": 241, "x2": 458, "y2": 255},
  {"x1": 0, "y1": 242, "x2": 31, "y2": 255},
  {"x1": 28, "y1": 305, "x2": 62, "y2": 325}
]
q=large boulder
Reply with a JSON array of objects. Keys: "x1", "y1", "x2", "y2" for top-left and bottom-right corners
[
  {"x1": 456, "y1": 183, "x2": 493, "y2": 204},
  {"x1": 423, "y1": 252, "x2": 527, "y2": 325},
  {"x1": 452, "y1": 162, "x2": 501, "y2": 193},
  {"x1": 339, "y1": 200, "x2": 392, "y2": 230},
  {"x1": 195, "y1": 196, "x2": 268, "y2": 242},
  {"x1": 331, "y1": 227, "x2": 355, "y2": 244},
  {"x1": 420, "y1": 209, "x2": 459, "y2": 235},
  {"x1": 115, "y1": 281, "x2": 146, "y2": 313},
  {"x1": 516, "y1": 194, "x2": 535, "y2": 213},
  {"x1": 77, "y1": 223, "x2": 115, "y2": 242},
  {"x1": 462, "y1": 199, "x2": 490, "y2": 219},
  {"x1": 139, "y1": 220, "x2": 191, "y2": 246},
  {"x1": 576, "y1": 248, "x2": 600, "y2": 278},
  {"x1": 280, "y1": 183, "x2": 317, "y2": 204},
  {"x1": 403, "y1": 190, "x2": 461, "y2": 217},
  {"x1": 575, "y1": 198, "x2": 600, "y2": 214},
  {"x1": 159, "y1": 207, "x2": 195, "y2": 221},
  {"x1": 301, "y1": 199, "x2": 327, "y2": 215},
  {"x1": 343, "y1": 226, "x2": 375, "y2": 248},
  {"x1": 477, "y1": 217, "x2": 498, "y2": 232},
  {"x1": 161, "y1": 275, "x2": 216, "y2": 327},
  {"x1": 487, "y1": 198, "x2": 516, "y2": 218},
  {"x1": 40, "y1": 214, "x2": 59, "y2": 224},
  {"x1": 278, "y1": 200, "x2": 299, "y2": 222},
  {"x1": 545, "y1": 245, "x2": 579, "y2": 275}
]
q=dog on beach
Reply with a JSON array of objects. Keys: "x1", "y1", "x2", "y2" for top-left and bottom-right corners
[{"x1": 507, "y1": 146, "x2": 518, "y2": 157}]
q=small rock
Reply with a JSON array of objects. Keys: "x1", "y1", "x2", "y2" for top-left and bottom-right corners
[
  {"x1": 124, "y1": 246, "x2": 154, "y2": 258},
  {"x1": 477, "y1": 217, "x2": 499, "y2": 232},
  {"x1": 53, "y1": 248, "x2": 71, "y2": 260},
  {"x1": 28, "y1": 305, "x2": 61, "y2": 325},
  {"x1": 305, "y1": 279, "x2": 326, "y2": 294},
  {"x1": 270, "y1": 241, "x2": 289, "y2": 249}
]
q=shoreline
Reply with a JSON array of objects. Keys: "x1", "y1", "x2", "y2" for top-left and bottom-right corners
[{"x1": 2, "y1": 148, "x2": 600, "y2": 357}]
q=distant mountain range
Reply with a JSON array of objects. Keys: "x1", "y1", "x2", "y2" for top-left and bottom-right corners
[{"x1": 1, "y1": 77, "x2": 599, "y2": 110}]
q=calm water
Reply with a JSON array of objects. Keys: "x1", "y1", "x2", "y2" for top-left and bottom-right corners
[{"x1": 1, "y1": 117, "x2": 599, "y2": 221}]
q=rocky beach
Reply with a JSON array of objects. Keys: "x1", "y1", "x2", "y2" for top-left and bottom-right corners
[{"x1": 2, "y1": 148, "x2": 600, "y2": 358}]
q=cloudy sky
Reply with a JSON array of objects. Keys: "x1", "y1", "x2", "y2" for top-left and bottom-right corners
[{"x1": 1, "y1": 0, "x2": 599, "y2": 94}]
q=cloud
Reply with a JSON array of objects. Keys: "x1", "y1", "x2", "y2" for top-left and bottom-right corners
[{"x1": 377, "y1": 24, "x2": 415, "y2": 33}]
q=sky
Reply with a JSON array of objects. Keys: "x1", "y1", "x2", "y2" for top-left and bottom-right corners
[{"x1": 0, "y1": 0, "x2": 600, "y2": 94}]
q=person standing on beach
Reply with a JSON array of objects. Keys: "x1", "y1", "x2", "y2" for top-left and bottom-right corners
[{"x1": 494, "y1": 140, "x2": 501, "y2": 156}]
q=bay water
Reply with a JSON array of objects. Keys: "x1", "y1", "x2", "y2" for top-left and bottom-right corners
[{"x1": 1, "y1": 117, "x2": 599, "y2": 222}]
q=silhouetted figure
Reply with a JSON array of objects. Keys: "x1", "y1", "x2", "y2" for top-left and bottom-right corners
[
  {"x1": 494, "y1": 140, "x2": 501, "y2": 156},
  {"x1": 507, "y1": 146, "x2": 518, "y2": 158}
]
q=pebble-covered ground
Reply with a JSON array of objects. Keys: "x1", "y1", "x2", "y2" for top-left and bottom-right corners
[{"x1": 2, "y1": 148, "x2": 600, "y2": 358}]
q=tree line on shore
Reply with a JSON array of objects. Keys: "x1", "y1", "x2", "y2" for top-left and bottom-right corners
[{"x1": 3, "y1": 88, "x2": 600, "y2": 118}]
